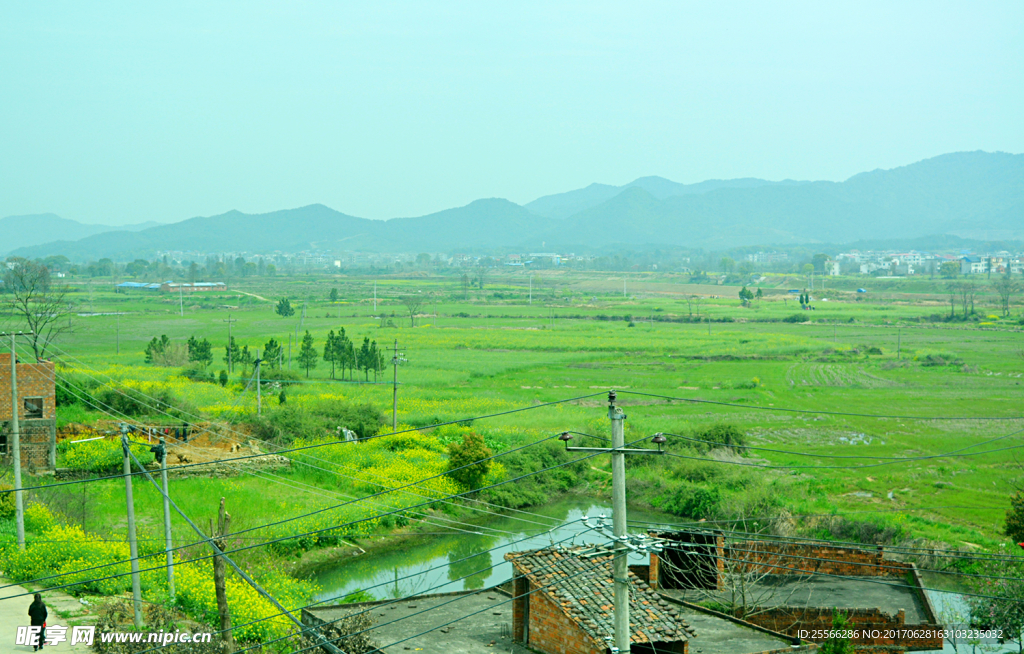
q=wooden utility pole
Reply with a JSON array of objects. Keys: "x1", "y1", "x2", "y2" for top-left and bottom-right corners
[
  {"x1": 255, "y1": 350, "x2": 262, "y2": 416},
  {"x1": 211, "y1": 497, "x2": 236, "y2": 653},
  {"x1": 122, "y1": 435, "x2": 143, "y2": 627}
]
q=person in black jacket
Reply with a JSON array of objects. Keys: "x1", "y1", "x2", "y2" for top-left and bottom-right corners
[{"x1": 28, "y1": 594, "x2": 47, "y2": 650}]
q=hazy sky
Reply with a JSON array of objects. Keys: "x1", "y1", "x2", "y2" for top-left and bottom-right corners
[{"x1": 1, "y1": 1, "x2": 1021, "y2": 225}]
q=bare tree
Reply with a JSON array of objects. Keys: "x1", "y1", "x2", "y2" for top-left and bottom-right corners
[
  {"x1": 685, "y1": 294, "x2": 704, "y2": 320},
  {"x1": 3, "y1": 258, "x2": 73, "y2": 360},
  {"x1": 994, "y1": 276, "x2": 1019, "y2": 317},
  {"x1": 401, "y1": 294, "x2": 423, "y2": 327}
]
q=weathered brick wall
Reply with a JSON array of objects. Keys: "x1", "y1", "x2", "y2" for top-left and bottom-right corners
[
  {"x1": 526, "y1": 590, "x2": 603, "y2": 654},
  {"x1": 742, "y1": 607, "x2": 941, "y2": 650},
  {"x1": 0, "y1": 354, "x2": 56, "y2": 421},
  {"x1": 2, "y1": 419, "x2": 55, "y2": 471},
  {"x1": 726, "y1": 542, "x2": 912, "y2": 577},
  {"x1": 511, "y1": 574, "x2": 602, "y2": 654}
]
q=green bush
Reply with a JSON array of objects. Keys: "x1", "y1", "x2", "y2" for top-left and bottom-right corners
[
  {"x1": 60, "y1": 439, "x2": 155, "y2": 473},
  {"x1": 446, "y1": 432, "x2": 492, "y2": 490},
  {"x1": 0, "y1": 484, "x2": 14, "y2": 519},
  {"x1": 93, "y1": 386, "x2": 180, "y2": 417},
  {"x1": 663, "y1": 484, "x2": 722, "y2": 519},
  {"x1": 689, "y1": 424, "x2": 747, "y2": 453}
]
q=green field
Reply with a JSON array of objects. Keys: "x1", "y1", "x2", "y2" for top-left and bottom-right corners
[{"x1": 15, "y1": 271, "x2": 1021, "y2": 546}]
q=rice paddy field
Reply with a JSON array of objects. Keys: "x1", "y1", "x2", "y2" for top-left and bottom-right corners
[{"x1": 13, "y1": 270, "x2": 1024, "y2": 552}]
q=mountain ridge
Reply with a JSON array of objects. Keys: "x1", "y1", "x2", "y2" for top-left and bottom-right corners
[{"x1": 7, "y1": 151, "x2": 1022, "y2": 260}]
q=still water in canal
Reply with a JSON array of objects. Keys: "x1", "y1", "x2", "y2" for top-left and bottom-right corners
[{"x1": 309, "y1": 497, "x2": 677, "y2": 602}]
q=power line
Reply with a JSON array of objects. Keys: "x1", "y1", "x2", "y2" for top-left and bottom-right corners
[
  {"x1": 659, "y1": 426, "x2": 1024, "y2": 470},
  {"x1": 123, "y1": 445, "x2": 348, "y2": 654},
  {"x1": 0, "y1": 385, "x2": 607, "y2": 495},
  {"x1": 658, "y1": 547, "x2": 1024, "y2": 604},
  {"x1": 230, "y1": 538, "x2": 624, "y2": 654},
  {"x1": 0, "y1": 435, "x2": 642, "y2": 599},
  {"x1": 54, "y1": 351, "x2": 568, "y2": 532},
  {"x1": 133, "y1": 522, "x2": 600, "y2": 654},
  {"x1": 627, "y1": 517, "x2": 1024, "y2": 564},
  {"x1": 618, "y1": 389, "x2": 1024, "y2": 421}
]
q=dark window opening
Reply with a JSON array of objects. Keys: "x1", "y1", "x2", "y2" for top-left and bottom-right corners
[
  {"x1": 24, "y1": 397, "x2": 44, "y2": 419},
  {"x1": 655, "y1": 529, "x2": 721, "y2": 591}
]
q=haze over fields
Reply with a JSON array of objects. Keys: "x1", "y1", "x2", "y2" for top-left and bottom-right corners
[{"x1": 4, "y1": 151, "x2": 1022, "y2": 259}]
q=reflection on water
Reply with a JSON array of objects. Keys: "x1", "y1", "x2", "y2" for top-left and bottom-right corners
[{"x1": 309, "y1": 497, "x2": 678, "y2": 602}]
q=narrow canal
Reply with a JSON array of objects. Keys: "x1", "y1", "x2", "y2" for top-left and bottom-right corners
[{"x1": 309, "y1": 497, "x2": 678, "y2": 602}]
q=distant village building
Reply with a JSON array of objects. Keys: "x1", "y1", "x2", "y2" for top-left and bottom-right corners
[
  {"x1": 160, "y1": 282, "x2": 228, "y2": 293},
  {"x1": 0, "y1": 353, "x2": 56, "y2": 472}
]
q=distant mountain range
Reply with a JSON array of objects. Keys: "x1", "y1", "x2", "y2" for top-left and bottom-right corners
[
  {"x1": 5, "y1": 151, "x2": 1022, "y2": 261},
  {"x1": 0, "y1": 214, "x2": 161, "y2": 256}
]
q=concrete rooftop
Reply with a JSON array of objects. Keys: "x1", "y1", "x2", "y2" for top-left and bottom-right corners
[
  {"x1": 674, "y1": 604, "x2": 795, "y2": 654},
  {"x1": 664, "y1": 575, "x2": 928, "y2": 624},
  {"x1": 306, "y1": 587, "x2": 800, "y2": 654},
  {"x1": 305, "y1": 590, "x2": 531, "y2": 654}
]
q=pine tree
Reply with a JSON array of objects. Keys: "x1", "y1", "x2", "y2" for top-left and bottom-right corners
[
  {"x1": 262, "y1": 338, "x2": 282, "y2": 370},
  {"x1": 357, "y1": 337, "x2": 373, "y2": 381},
  {"x1": 323, "y1": 330, "x2": 338, "y2": 378},
  {"x1": 297, "y1": 330, "x2": 318, "y2": 377}
]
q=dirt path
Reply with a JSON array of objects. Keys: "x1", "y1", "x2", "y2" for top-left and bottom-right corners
[
  {"x1": 233, "y1": 289, "x2": 271, "y2": 302},
  {"x1": 0, "y1": 576, "x2": 97, "y2": 651}
]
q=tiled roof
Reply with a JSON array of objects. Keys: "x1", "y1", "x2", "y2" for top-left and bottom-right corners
[{"x1": 505, "y1": 546, "x2": 693, "y2": 647}]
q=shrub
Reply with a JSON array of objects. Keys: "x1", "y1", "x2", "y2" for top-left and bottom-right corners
[
  {"x1": 1005, "y1": 490, "x2": 1024, "y2": 543},
  {"x1": 0, "y1": 484, "x2": 15, "y2": 519},
  {"x1": 689, "y1": 424, "x2": 746, "y2": 453},
  {"x1": 446, "y1": 432, "x2": 492, "y2": 490},
  {"x1": 663, "y1": 484, "x2": 721, "y2": 519},
  {"x1": 60, "y1": 439, "x2": 155, "y2": 473},
  {"x1": 783, "y1": 314, "x2": 804, "y2": 323},
  {"x1": 93, "y1": 386, "x2": 179, "y2": 417},
  {"x1": 818, "y1": 611, "x2": 855, "y2": 654}
]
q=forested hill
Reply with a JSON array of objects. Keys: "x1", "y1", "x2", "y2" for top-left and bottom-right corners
[{"x1": 8, "y1": 151, "x2": 1022, "y2": 260}]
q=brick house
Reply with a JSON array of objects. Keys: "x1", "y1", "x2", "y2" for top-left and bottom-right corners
[
  {"x1": 0, "y1": 353, "x2": 57, "y2": 472},
  {"x1": 652, "y1": 533, "x2": 943, "y2": 652},
  {"x1": 506, "y1": 546, "x2": 692, "y2": 654}
]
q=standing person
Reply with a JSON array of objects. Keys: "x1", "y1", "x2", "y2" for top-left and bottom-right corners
[{"x1": 28, "y1": 593, "x2": 47, "y2": 650}]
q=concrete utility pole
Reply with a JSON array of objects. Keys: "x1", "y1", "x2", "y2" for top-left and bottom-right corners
[
  {"x1": 224, "y1": 314, "x2": 238, "y2": 374},
  {"x1": 374, "y1": 281, "x2": 377, "y2": 312},
  {"x1": 561, "y1": 391, "x2": 667, "y2": 653},
  {"x1": 529, "y1": 274, "x2": 532, "y2": 305},
  {"x1": 390, "y1": 340, "x2": 407, "y2": 431},
  {"x1": 122, "y1": 435, "x2": 143, "y2": 627},
  {"x1": 609, "y1": 394, "x2": 629, "y2": 653},
  {"x1": 156, "y1": 437, "x2": 175, "y2": 600},
  {"x1": 897, "y1": 326, "x2": 901, "y2": 360},
  {"x1": 8, "y1": 332, "x2": 27, "y2": 551}
]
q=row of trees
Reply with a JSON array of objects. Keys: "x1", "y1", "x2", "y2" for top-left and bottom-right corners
[{"x1": 146, "y1": 331, "x2": 389, "y2": 381}]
